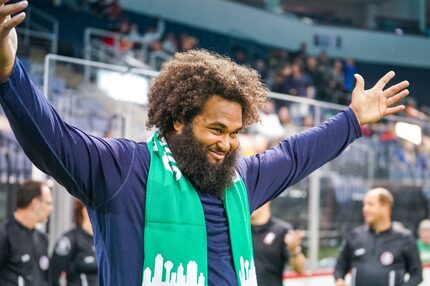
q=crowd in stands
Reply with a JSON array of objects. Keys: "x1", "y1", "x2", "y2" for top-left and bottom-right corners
[
  {"x1": 229, "y1": 0, "x2": 429, "y2": 36},
  {"x1": 52, "y1": 0, "x2": 124, "y2": 20},
  {"x1": 54, "y1": 1, "x2": 199, "y2": 69},
  {"x1": 90, "y1": 18, "x2": 355, "y2": 107},
  {"x1": 45, "y1": 1, "x2": 428, "y2": 112},
  {"x1": 3, "y1": 0, "x2": 430, "y2": 187},
  {"x1": 231, "y1": 0, "x2": 353, "y2": 27}
]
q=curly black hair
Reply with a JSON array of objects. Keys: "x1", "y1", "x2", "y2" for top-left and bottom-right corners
[{"x1": 146, "y1": 49, "x2": 268, "y2": 137}]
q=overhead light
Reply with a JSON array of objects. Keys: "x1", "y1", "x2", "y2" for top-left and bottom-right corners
[
  {"x1": 395, "y1": 28, "x2": 404, "y2": 36},
  {"x1": 97, "y1": 70, "x2": 149, "y2": 105},
  {"x1": 395, "y1": 121, "x2": 422, "y2": 145}
]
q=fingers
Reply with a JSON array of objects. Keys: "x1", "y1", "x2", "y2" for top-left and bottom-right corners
[
  {"x1": 383, "y1": 80, "x2": 409, "y2": 98},
  {"x1": 375, "y1": 70, "x2": 395, "y2": 90},
  {"x1": 0, "y1": 1, "x2": 27, "y2": 21},
  {"x1": 285, "y1": 233, "x2": 295, "y2": 245},
  {"x1": 0, "y1": 11, "x2": 25, "y2": 37},
  {"x1": 353, "y1": 74, "x2": 365, "y2": 93},
  {"x1": 284, "y1": 232, "x2": 292, "y2": 243},
  {"x1": 285, "y1": 231, "x2": 304, "y2": 245},
  {"x1": 289, "y1": 230, "x2": 305, "y2": 242},
  {"x1": 386, "y1": 89, "x2": 409, "y2": 106},
  {"x1": 385, "y1": 105, "x2": 405, "y2": 116}
]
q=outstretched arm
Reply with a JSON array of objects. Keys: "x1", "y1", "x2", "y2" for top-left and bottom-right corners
[
  {"x1": 240, "y1": 71, "x2": 410, "y2": 210},
  {"x1": 0, "y1": 1, "x2": 136, "y2": 207}
]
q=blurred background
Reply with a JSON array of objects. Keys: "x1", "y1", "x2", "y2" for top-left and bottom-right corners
[{"x1": 1, "y1": 0, "x2": 430, "y2": 284}]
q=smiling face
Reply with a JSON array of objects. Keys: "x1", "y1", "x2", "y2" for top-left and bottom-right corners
[
  {"x1": 168, "y1": 95, "x2": 243, "y2": 197},
  {"x1": 175, "y1": 95, "x2": 243, "y2": 165}
]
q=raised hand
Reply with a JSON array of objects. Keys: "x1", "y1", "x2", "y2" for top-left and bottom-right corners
[
  {"x1": 0, "y1": 0, "x2": 28, "y2": 82},
  {"x1": 349, "y1": 71, "x2": 409, "y2": 125},
  {"x1": 284, "y1": 230, "x2": 305, "y2": 253}
]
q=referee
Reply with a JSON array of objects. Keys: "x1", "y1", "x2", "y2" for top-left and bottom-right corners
[
  {"x1": 50, "y1": 200, "x2": 98, "y2": 286},
  {"x1": 334, "y1": 188, "x2": 422, "y2": 286},
  {"x1": 0, "y1": 180, "x2": 53, "y2": 286}
]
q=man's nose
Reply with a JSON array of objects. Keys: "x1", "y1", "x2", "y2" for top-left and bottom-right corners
[{"x1": 218, "y1": 134, "x2": 231, "y2": 152}]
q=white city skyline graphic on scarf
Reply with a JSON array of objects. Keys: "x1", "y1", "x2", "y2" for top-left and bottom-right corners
[
  {"x1": 238, "y1": 257, "x2": 258, "y2": 286},
  {"x1": 142, "y1": 254, "x2": 204, "y2": 286},
  {"x1": 142, "y1": 254, "x2": 257, "y2": 286}
]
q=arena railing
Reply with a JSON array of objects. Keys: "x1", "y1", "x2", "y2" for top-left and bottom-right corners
[
  {"x1": 17, "y1": 4, "x2": 59, "y2": 55},
  {"x1": 83, "y1": 27, "x2": 155, "y2": 69}
]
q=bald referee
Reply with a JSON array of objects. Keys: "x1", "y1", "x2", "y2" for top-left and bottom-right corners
[{"x1": 334, "y1": 188, "x2": 422, "y2": 286}]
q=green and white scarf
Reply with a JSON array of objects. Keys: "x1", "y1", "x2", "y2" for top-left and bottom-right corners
[{"x1": 142, "y1": 132, "x2": 257, "y2": 286}]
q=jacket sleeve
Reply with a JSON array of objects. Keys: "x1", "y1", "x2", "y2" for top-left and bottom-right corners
[
  {"x1": 0, "y1": 59, "x2": 135, "y2": 207},
  {"x1": 404, "y1": 235, "x2": 423, "y2": 286},
  {"x1": 237, "y1": 108, "x2": 362, "y2": 211},
  {"x1": 334, "y1": 236, "x2": 352, "y2": 280}
]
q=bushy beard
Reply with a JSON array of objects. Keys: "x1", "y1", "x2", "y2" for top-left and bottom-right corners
[{"x1": 166, "y1": 125, "x2": 238, "y2": 198}]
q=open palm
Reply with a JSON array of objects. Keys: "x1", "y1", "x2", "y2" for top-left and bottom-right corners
[{"x1": 350, "y1": 71, "x2": 409, "y2": 125}]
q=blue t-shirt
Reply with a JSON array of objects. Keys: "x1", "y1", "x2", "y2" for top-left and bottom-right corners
[{"x1": 0, "y1": 59, "x2": 361, "y2": 285}]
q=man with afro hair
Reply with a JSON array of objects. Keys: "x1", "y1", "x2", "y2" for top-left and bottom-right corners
[{"x1": 0, "y1": 2, "x2": 409, "y2": 285}]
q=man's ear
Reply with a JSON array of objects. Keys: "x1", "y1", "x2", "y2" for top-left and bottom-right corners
[
  {"x1": 29, "y1": 197, "x2": 40, "y2": 210},
  {"x1": 173, "y1": 120, "x2": 184, "y2": 133}
]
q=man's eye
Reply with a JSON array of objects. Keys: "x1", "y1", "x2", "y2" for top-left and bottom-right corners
[{"x1": 230, "y1": 131, "x2": 239, "y2": 137}]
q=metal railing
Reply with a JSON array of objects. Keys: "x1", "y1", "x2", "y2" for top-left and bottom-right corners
[
  {"x1": 83, "y1": 27, "x2": 155, "y2": 67},
  {"x1": 17, "y1": 4, "x2": 59, "y2": 54}
]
